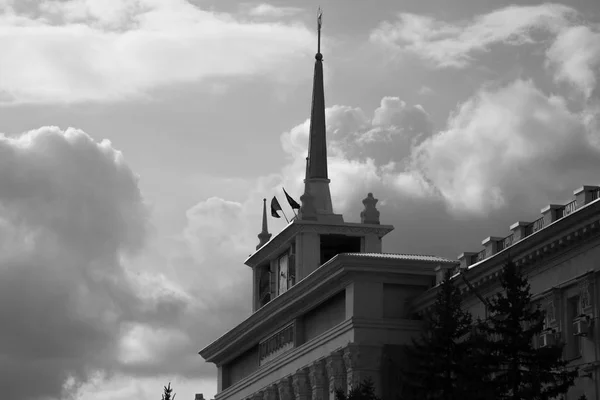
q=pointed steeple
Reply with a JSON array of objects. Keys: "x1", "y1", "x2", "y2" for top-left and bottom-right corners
[
  {"x1": 307, "y1": 7, "x2": 327, "y2": 180},
  {"x1": 256, "y1": 198, "x2": 272, "y2": 249},
  {"x1": 300, "y1": 8, "x2": 338, "y2": 221}
]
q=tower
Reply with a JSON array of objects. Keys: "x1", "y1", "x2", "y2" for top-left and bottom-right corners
[{"x1": 199, "y1": 10, "x2": 449, "y2": 400}]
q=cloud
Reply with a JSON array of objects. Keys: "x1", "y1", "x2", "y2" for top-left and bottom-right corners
[
  {"x1": 411, "y1": 79, "x2": 600, "y2": 214},
  {"x1": 242, "y1": 3, "x2": 303, "y2": 18},
  {"x1": 0, "y1": 0, "x2": 314, "y2": 104},
  {"x1": 0, "y1": 126, "x2": 196, "y2": 400},
  {"x1": 370, "y1": 4, "x2": 577, "y2": 68},
  {"x1": 546, "y1": 25, "x2": 600, "y2": 99},
  {"x1": 418, "y1": 86, "x2": 434, "y2": 96}
]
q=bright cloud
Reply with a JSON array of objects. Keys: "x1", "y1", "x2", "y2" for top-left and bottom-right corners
[
  {"x1": 411, "y1": 80, "x2": 600, "y2": 214},
  {"x1": 546, "y1": 25, "x2": 600, "y2": 99},
  {"x1": 0, "y1": 0, "x2": 314, "y2": 104},
  {"x1": 370, "y1": 4, "x2": 577, "y2": 68},
  {"x1": 242, "y1": 3, "x2": 303, "y2": 18}
]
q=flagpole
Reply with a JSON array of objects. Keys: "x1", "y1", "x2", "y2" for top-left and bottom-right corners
[
  {"x1": 283, "y1": 187, "x2": 298, "y2": 218},
  {"x1": 281, "y1": 209, "x2": 290, "y2": 224}
]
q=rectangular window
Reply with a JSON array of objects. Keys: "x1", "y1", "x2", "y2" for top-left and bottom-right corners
[
  {"x1": 278, "y1": 253, "x2": 289, "y2": 296},
  {"x1": 566, "y1": 295, "x2": 581, "y2": 359}
]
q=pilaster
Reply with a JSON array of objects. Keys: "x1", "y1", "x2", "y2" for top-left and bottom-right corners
[
  {"x1": 325, "y1": 351, "x2": 346, "y2": 400},
  {"x1": 308, "y1": 359, "x2": 328, "y2": 400},
  {"x1": 292, "y1": 368, "x2": 311, "y2": 400}
]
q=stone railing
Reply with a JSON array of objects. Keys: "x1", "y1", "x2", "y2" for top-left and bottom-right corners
[
  {"x1": 259, "y1": 323, "x2": 295, "y2": 366},
  {"x1": 460, "y1": 185, "x2": 600, "y2": 268}
]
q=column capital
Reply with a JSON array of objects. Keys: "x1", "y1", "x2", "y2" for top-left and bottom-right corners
[
  {"x1": 326, "y1": 351, "x2": 346, "y2": 399},
  {"x1": 309, "y1": 359, "x2": 328, "y2": 400},
  {"x1": 343, "y1": 343, "x2": 384, "y2": 395},
  {"x1": 292, "y1": 368, "x2": 311, "y2": 400},
  {"x1": 277, "y1": 376, "x2": 294, "y2": 400},
  {"x1": 263, "y1": 385, "x2": 278, "y2": 400}
]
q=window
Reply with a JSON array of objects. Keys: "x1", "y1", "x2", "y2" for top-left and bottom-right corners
[
  {"x1": 566, "y1": 295, "x2": 581, "y2": 359},
  {"x1": 258, "y1": 265, "x2": 271, "y2": 308},
  {"x1": 278, "y1": 253, "x2": 289, "y2": 296}
]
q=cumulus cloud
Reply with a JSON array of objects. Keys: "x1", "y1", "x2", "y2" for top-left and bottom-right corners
[
  {"x1": 411, "y1": 80, "x2": 600, "y2": 214},
  {"x1": 546, "y1": 25, "x2": 600, "y2": 99},
  {"x1": 0, "y1": 126, "x2": 195, "y2": 400},
  {"x1": 0, "y1": 0, "x2": 314, "y2": 104},
  {"x1": 370, "y1": 4, "x2": 577, "y2": 68}
]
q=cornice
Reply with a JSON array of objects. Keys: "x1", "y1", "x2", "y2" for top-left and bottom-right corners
[
  {"x1": 411, "y1": 200, "x2": 600, "y2": 313},
  {"x1": 201, "y1": 254, "x2": 440, "y2": 364},
  {"x1": 244, "y1": 220, "x2": 395, "y2": 268}
]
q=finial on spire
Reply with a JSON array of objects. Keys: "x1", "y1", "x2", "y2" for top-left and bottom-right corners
[
  {"x1": 256, "y1": 198, "x2": 272, "y2": 249},
  {"x1": 316, "y1": 7, "x2": 323, "y2": 60}
]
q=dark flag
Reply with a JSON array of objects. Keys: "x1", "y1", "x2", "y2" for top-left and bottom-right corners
[
  {"x1": 283, "y1": 188, "x2": 300, "y2": 210},
  {"x1": 271, "y1": 196, "x2": 282, "y2": 218}
]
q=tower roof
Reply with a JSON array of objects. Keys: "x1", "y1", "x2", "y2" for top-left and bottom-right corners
[{"x1": 306, "y1": 8, "x2": 328, "y2": 180}]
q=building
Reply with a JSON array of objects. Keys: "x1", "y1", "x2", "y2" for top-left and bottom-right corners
[{"x1": 199, "y1": 15, "x2": 600, "y2": 400}]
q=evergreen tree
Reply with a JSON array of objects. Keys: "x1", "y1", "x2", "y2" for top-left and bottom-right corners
[
  {"x1": 401, "y1": 270, "x2": 483, "y2": 400},
  {"x1": 335, "y1": 378, "x2": 380, "y2": 400},
  {"x1": 480, "y1": 259, "x2": 577, "y2": 400},
  {"x1": 162, "y1": 382, "x2": 176, "y2": 400}
]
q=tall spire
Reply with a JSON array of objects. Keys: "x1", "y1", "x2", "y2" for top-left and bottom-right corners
[
  {"x1": 256, "y1": 198, "x2": 272, "y2": 249},
  {"x1": 299, "y1": 7, "x2": 337, "y2": 220},
  {"x1": 307, "y1": 7, "x2": 327, "y2": 180}
]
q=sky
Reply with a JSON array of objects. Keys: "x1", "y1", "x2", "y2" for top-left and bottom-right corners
[{"x1": 0, "y1": 0, "x2": 599, "y2": 399}]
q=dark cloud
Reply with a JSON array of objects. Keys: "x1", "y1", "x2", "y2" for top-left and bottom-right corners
[{"x1": 0, "y1": 127, "x2": 191, "y2": 400}]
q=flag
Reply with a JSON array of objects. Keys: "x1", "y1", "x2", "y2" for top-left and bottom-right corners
[
  {"x1": 283, "y1": 188, "x2": 300, "y2": 210},
  {"x1": 271, "y1": 196, "x2": 282, "y2": 218}
]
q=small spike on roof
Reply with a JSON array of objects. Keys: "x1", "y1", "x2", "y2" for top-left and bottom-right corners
[{"x1": 256, "y1": 198, "x2": 271, "y2": 250}]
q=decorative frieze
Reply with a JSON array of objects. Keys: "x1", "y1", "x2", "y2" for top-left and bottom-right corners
[
  {"x1": 292, "y1": 368, "x2": 311, "y2": 400},
  {"x1": 308, "y1": 360, "x2": 328, "y2": 400},
  {"x1": 326, "y1": 351, "x2": 346, "y2": 399},
  {"x1": 277, "y1": 377, "x2": 294, "y2": 400}
]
